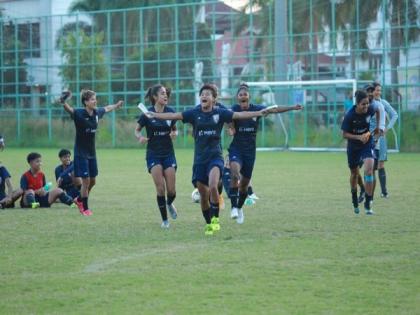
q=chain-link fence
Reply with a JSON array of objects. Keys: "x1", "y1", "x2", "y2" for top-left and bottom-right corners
[{"x1": 1, "y1": 1, "x2": 419, "y2": 150}]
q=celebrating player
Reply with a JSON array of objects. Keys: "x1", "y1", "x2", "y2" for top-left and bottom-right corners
[
  {"x1": 144, "y1": 83, "x2": 270, "y2": 235},
  {"x1": 61, "y1": 90, "x2": 123, "y2": 216},
  {"x1": 341, "y1": 90, "x2": 382, "y2": 215},
  {"x1": 228, "y1": 83, "x2": 302, "y2": 224},
  {"x1": 372, "y1": 82, "x2": 398, "y2": 198},
  {"x1": 135, "y1": 84, "x2": 178, "y2": 228}
]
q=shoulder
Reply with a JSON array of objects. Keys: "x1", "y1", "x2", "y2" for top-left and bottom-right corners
[
  {"x1": 54, "y1": 165, "x2": 62, "y2": 172},
  {"x1": 231, "y1": 104, "x2": 240, "y2": 111},
  {"x1": 251, "y1": 103, "x2": 265, "y2": 111}
]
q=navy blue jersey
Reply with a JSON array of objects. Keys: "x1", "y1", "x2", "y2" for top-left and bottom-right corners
[
  {"x1": 73, "y1": 107, "x2": 106, "y2": 158},
  {"x1": 229, "y1": 103, "x2": 265, "y2": 153},
  {"x1": 138, "y1": 106, "x2": 176, "y2": 159},
  {"x1": 195, "y1": 102, "x2": 228, "y2": 110},
  {"x1": 182, "y1": 106, "x2": 234, "y2": 164},
  {"x1": 0, "y1": 166, "x2": 11, "y2": 200},
  {"x1": 55, "y1": 163, "x2": 75, "y2": 190},
  {"x1": 341, "y1": 105, "x2": 376, "y2": 150}
]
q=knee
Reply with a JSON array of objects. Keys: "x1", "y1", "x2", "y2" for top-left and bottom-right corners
[
  {"x1": 167, "y1": 188, "x2": 176, "y2": 196},
  {"x1": 26, "y1": 189, "x2": 34, "y2": 195},
  {"x1": 73, "y1": 177, "x2": 82, "y2": 186},
  {"x1": 156, "y1": 184, "x2": 165, "y2": 196}
]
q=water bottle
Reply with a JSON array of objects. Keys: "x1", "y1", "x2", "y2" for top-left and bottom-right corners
[{"x1": 44, "y1": 182, "x2": 52, "y2": 191}]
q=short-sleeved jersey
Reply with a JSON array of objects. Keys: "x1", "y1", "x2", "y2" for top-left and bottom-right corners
[
  {"x1": 182, "y1": 106, "x2": 234, "y2": 164},
  {"x1": 20, "y1": 170, "x2": 46, "y2": 191},
  {"x1": 229, "y1": 103, "x2": 265, "y2": 154},
  {"x1": 341, "y1": 105, "x2": 376, "y2": 150},
  {"x1": 0, "y1": 166, "x2": 11, "y2": 200},
  {"x1": 368, "y1": 99, "x2": 383, "y2": 133},
  {"x1": 138, "y1": 106, "x2": 176, "y2": 159},
  {"x1": 73, "y1": 107, "x2": 106, "y2": 158},
  {"x1": 55, "y1": 163, "x2": 74, "y2": 190}
]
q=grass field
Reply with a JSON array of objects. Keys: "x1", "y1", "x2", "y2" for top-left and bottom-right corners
[{"x1": 1, "y1": 148, "x2": 419, "y2": 314}]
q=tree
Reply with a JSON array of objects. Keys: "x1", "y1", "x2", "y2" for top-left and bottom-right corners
[{"x1": 58, "y1": 28, "x2": 107, "y2": 94}]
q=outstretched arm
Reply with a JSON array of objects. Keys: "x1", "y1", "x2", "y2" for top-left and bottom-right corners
[
  {"x1": 104, "y1": 100, "x2": 124, "y2": 113},
  {"x1": 147, "y1": 112, "x2": 183, "y2": 121},
  {"x1": 270, "y1": 104, "x2": 303, "y2": 114},
  {"x1": 232, "y1": 111, "x2": 263, "y2": 120}
]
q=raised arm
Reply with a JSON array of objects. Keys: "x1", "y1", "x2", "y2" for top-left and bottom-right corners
[{"x1": 104, "y1": 100, "x2": 124, "y2": 113}]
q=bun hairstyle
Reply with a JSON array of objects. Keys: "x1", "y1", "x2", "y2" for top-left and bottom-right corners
[
  {"x1": 145, "y1": 84, "x2": 170, "y2": 105},
  {"x1": 81, "y1": 89, "x2": 96, "y2": 106},
  {"x1": 355, "y1": 90, "x2": 368, "y2": 105},
  {"x1": 237, "y1": 82, "x2": 249, "y2": 96},
  {"x1": 199, "y1": 83, "x2": 218, "y2": 98}
]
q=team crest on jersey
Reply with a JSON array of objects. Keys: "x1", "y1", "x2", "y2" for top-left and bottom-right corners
[
  {"x1": 366, "y1": 116, "x2": 371, "y2": 123},
  {"x1": 96, "y1": 115, "x2": 99, "y2": 123},
  {"x1": 212, "y1": 114, "x2": 219, "y2": 124},
  {"x1": 166, "y1": 120, "x2": 171, "y2": 127},
  {"x1": 252, "y1": 117, "x2": 257, "y2": 121}
]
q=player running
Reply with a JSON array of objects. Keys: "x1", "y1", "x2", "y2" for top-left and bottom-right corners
[
  {"x1": 135, "y1": 84, "x2": 178, "y2": 228},
  {"x1": 144, "y1": 83, "x2": 271, "y2": 235},
  {"x1": 372, "y1": 82, "x2": 398, "y2": 198},
  {"x1": 341, "y1": 90, "x2": 382, "y2": 215},
  {"x1": 228, "y1": 83, "x2": 302, "y2": 224},
  {"x1": 60, "y1": 90, "x2": 123, "y2": 216}
]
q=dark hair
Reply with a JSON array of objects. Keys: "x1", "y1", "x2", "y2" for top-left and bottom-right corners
[
  {"x1": 58, "y1": 149, "x2": 71, "y2": 158},
  {"x1": 27, "y1": 152, "x2": 41, "y2": 164},
  {"x1": 145, "y1": 84, "x2": 171, "y2": 105},
  {"x1": 372, "y1": 82, "x2": 381, "y2": 90},
  {"x1": 355, "y1": 90, "x2": 368, "y2": 104},
  {"x1": 237, "y1": 83, "x2": 249, "y2": 96},
  {"x1": 199, "y1": 83, "x2": 218, "y2": 98},
  {"x1": 81, "y1": 89, "x2": 96, "y2": 106},
  {"x1": 364, "y1": 84, "x2": 374, "y2": 92}
]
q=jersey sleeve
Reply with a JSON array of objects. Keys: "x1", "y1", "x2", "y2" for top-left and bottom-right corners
[
  {"x1": 182, "y1": 108, "x2": 195, "y2": 124},
  {"x1": 20, "y1": 174, "x2": 28, "y2": 190},
  {"x1": 382, "y1": 99, "x2": 398, "y2": 129},
  {"x1": 97, "y1": 107, "x2": 106, "y2": 119},
  {"x1": 0, "y1": 167, "x2": 11, "y2": 180},
  {"x1": 219, "y1": 108, "x2": 234, "y2": 124},
  {"x1": 137, "y1": 114, "x2": 148, "y2": 128},
  {"x1": 341, "y1": 113, "x2": 352, "y2": 132}
]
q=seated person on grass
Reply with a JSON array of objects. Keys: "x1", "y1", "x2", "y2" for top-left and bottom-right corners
[
  {"x1": 55, "y1": 149, "x2": 81, "y2": 199},
  {"x1": 20, "y1": 152, "x2": 75, "y2": 209}
]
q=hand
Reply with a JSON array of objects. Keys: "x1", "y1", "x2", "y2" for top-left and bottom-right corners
[
  {"x1": 36, "y1": 188, "x2": 47, "y2": 197},
  {"x1": 359, "y1": 131, "x2": 371, "y2": 144},
  {"x1": 115, "y1": 100, "x2": 124, "y2": 109},
  {"x1": 294, "y1": 104, "x2": 303, "y2": 110},
  {"x1": 169, "y1": 130, "x2": 178, "y2": 140},
  {"x1": 56, "y1": 178, "x2": 62, "y2": 187},
  {"x1": 260, "y1": 108, "x2": 270, "y2": 117},
  {"x1": 138, "y1": 136, "x2": 149, "y2": 144},
  {"x1": 228, "y1": 127, "x2": 236, "y2": 136},
  {"x1": 145, "y1": 111, "x2": 154, "y2": 119}
]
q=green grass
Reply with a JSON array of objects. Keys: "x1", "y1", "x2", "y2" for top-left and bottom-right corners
[{"x1": 1, "y1": 148, "x2": 419, "y2": 314}]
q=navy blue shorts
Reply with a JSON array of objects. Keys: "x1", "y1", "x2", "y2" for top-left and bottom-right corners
[
  {"x1": 228, "y1": 148, "x2": 256, "y2": 179},
  {"x1": 192, "y1": 158, "x2": 224, "y2": 187},
  {"x1": 36, "y1": 194, "x2": 50, "y2": 208},
  {"x1": 21, "y1": 193, "x2": 50, "y2": 208},
  {"x1": 74, "y1": 156, "x2": 98, "y2": 178},
  {"x1": 146, "y1": 154, "x2": 177, "y2": 173},
  {"x1": 347, "y1": 145, "x2": 375, "y2": 169}
]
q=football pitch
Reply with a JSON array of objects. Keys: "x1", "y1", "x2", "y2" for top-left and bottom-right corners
[{"x1": 1, "y1": 148, "x2": 419, "y2": 314}]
